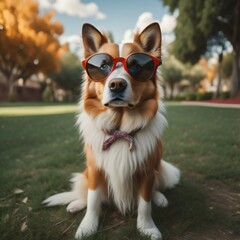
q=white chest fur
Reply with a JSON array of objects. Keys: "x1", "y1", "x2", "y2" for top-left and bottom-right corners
[{"x1": 76, "y1": 104, "x2": 167, "y2": 213}]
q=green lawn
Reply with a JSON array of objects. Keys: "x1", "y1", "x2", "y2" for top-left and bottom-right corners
[{"x1": 0, "y1": 103, "x2": 240, "y2": 240}]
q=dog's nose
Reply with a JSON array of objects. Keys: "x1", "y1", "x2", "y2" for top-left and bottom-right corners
[{"x1": 108, "y1": 78, "x2": 127, "y2": 93}]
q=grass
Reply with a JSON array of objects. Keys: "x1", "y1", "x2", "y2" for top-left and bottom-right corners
[
  {"x1": 0, "y1": 103, "x2": 240, "y2": 240},
  {"x1": 165, "y1": 105, "x2": 240, "y2": 189},
  {"x1": 0, "y1": 102, "x2": 77, "y2": 116}
]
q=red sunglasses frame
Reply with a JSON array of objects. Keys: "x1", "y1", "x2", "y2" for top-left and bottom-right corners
[{"x1": 82, "y1": 52, "x2": 162, "y2": 82}]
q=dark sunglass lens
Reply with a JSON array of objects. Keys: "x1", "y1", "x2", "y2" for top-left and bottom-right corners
[
  {"x1": 127, "y1": 54, "x2": 155, "y2": 81},
  {"x1": 86, "y1": 54, "x2": 113, "y2": 81}
]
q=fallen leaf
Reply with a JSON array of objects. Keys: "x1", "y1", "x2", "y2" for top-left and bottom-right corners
[
  {"x1": 22, "y1": 197, "x2": 28, "y2": 204},
  {"x1": 13, "y1": 188, "x2": 24, "y2": 195},
  {"x1": 21, "y1": 220, "x2": 28, "y2": 232}
]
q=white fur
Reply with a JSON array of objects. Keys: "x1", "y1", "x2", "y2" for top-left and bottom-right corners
[
  {"x1": 153, "y1": 191, "x2": 168, "y2": 207},
  {"x1": 67, "y1": 199, "x2": 87, "y2": 213},
  {"x1": 75, "y1": 189, "x2": 101, "y2": 239},
  {"x1": 43, "y1": 173, "x2": 88, "y2": 208},
  {"x1": 160, "y1": 160, "x2": 180, "y2": 189},
  {"x1": 137, "y1": 197, "x2": 162, "y2": 240},
  {"x1": 43, "y1": 191, "x2": 80, "y2": 206},
  {"x1": 118, "y1": 43, "x2": 124, "y2": 57},
  {"x1": 76, "y1": 99, "x2": 167, "y2": 214}
]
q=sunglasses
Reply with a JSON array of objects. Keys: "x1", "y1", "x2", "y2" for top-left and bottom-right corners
[{"x1": 82, "y1": 53, "x2": 161, "y2": 82}]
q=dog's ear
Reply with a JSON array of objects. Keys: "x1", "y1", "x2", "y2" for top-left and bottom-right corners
[
  {"x1": 134, "y1": 22, "x2": 162, "y2": 58},
  {"x1": 82, "y1": 23, "x2": 108, "y2": 57}
]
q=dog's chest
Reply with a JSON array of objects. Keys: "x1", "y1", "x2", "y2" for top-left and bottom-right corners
[{"x1": 77, "y1": 109, "x2": 167, "y2": 173}]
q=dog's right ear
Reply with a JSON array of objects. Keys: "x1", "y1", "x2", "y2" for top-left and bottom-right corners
[{"x1": 82, "y1": 23, "x2": 108, "y2": 57}]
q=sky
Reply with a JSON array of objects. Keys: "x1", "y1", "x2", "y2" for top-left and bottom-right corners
[{"x1": 38, "y1": 0, "x2": 177, "y2": 54}]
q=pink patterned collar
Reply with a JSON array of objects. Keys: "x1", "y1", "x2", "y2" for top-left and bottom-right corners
[{"x1": 102, "y1": 128, "x2": 141, "y2": 151}]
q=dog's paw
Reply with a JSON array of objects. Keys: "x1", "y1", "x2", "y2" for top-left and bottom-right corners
[
  {"x1": 153, "y1": 191, "x2": 168, "y2": 207},
  {"x1": 75, "y1": 215, "x2": 98, "y2": 239},
  {"x1": 67, "y1": 200, "x2": 87, "y2": 213},
  {"x1": 137, "y1": 220, "x2": 162, "y2": 240},
  {"x1": 137, "y1": 215, "x2": 162, "y2": 240},
  {"x1": 140, "y1": 227, "x2": 162, "y2": 240}
]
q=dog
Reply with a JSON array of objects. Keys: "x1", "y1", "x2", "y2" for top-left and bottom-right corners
[{"x1": 43, "y1": 22, "x2": 180, "y2": 240}]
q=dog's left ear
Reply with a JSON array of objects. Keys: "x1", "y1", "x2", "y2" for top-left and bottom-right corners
[
  {"x1": 82, "y1": 23, "x2": 108, "y2": 57},
  {"x1": 134, "y1": 22, "x2": 162, "y2": 57}
]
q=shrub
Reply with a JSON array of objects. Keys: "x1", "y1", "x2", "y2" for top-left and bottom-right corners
[
  {"x1": 185, "y1": 92, "x2": 197, "y2": 101},
  {"x1": 173, "y1": 95, "x2": 186, "y2": 101},
  {"x1": 220, "y1": 91, "x2": 230, "y2": 99},
  {"x1": 196, "y1": 92, "x2": 214, "y2": 100}
]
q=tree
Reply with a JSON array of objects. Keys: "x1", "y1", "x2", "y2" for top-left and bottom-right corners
[
  {"x1": 161, "y1": 56, "x2": 183, "y2": 99},
  {"x1": 222, "y1": 53, "x2": 233, "y2": 79},
  {"x1": 0, "y1": 0, "x2": 67, "y2": 100},
  {"x1": 207, "y1": 32, "x2": 229, "y2": 98},
  {"x1": 184, "y1": 64, "x2": 205, "y2": 91},
  {"x1": 162, "y1": 0, "x2": 240, "y2": 97},
  {"x1": 49, "y1": 52, "x2": 83, "y2": 100}
]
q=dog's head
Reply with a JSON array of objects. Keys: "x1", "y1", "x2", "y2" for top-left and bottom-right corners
[{"x1": 81, "y1": 22, "x2": 162, "y2": 120}]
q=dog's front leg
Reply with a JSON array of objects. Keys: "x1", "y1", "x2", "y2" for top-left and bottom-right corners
[
  {"x1": 75, "y1": 145, "x2": 102, "y2": 239},
  {"x1": 137, "y1": 172, "x2": 162, "y2": 240},
  {"x1": 75, "y1": 188, "x2": 101, "y2": 239}
]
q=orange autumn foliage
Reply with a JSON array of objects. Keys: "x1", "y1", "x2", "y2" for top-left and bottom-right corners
[{"x1": 0, "y1": 0, "x2": 68, "y2": 98}]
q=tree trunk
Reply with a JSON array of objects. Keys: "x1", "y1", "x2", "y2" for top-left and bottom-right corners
[
  {"x1": 7, "y1": 74, "x2": 16, "y2": 101},
  {"x1": 231, "y1": 0, "x2": 240, "y2": 98},
  {"x1": 22, "y1": 80, "x2": 27, "y2": 101},
  {"x1": 231, "y1": 49, "x2": 240, "y2": 98},
  {"x1": 169, "y1": 83, "x2": 174, "y2": 99},
  {"x1": 214, "y1": 52, "x2": 223, "y2": 99}
]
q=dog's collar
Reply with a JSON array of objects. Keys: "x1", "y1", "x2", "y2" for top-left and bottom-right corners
[{"x1": 102, "y1": 128, "x2": 141, "y2": 151}]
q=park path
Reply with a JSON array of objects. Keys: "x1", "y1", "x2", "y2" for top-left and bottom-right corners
[{"x1": 181, "y1": 101, "x2": 240, "y2": 109}]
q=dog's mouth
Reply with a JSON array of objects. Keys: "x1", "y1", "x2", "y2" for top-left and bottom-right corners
[{"x1": 104, "y1": 97, "x2": 135, "y2": 108}]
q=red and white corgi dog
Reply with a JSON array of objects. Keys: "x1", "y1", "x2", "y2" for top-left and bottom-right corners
[{"x1": 44, "y1": 22, "x2": 180, "y2": 240}]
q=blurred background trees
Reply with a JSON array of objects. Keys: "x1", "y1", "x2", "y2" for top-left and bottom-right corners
[
  {"x1": 162, "y1": 55, "x2": 206, "y2": 100},
  {"x1": 0, "y1": 0, "x2": 238, "y2": 102},
  {"x1": 184, "y1": 64, "x2": 205, "y2": 91},
  {"x1": 48, "y1": 52, "x2": 83, "y2": 101},
  {"x1": 162, "y1": 0, "x2": 240, "y2": 98},
  {"x1": 161, "y1": 56, "x2": 183, "y2": 99},
  {"x1": 0, "y1": 0, "x2": 68, "y2": 100}
]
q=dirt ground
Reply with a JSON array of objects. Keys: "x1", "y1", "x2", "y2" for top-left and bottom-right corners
[{"x1": 176, "y1": 178, "x2": 240, "y2": 240}]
